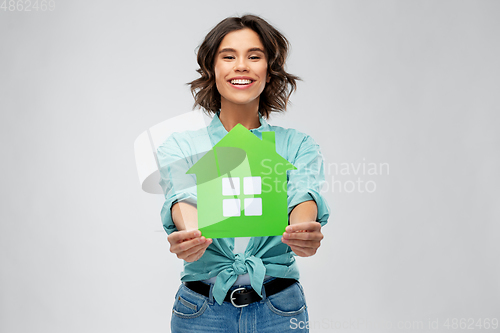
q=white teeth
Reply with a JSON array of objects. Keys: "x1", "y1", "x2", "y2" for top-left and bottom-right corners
[{"x1": 230, "y1": 79, "x2": 252, "y2": 85}]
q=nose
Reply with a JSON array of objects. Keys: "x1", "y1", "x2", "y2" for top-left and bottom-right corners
[{"x1": 234, "y1": 57, "x2": 249, "y2": 72}]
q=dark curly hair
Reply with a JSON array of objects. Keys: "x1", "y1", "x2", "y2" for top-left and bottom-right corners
[{"x1": 186, "y1": 14, "x2": 301, "y2": 119}]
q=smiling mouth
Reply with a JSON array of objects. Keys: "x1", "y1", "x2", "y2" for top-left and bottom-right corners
[{"x1": 229, "y1": 79, "x2": 254, "y2": 85}]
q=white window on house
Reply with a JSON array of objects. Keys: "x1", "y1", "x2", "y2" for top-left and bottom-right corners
[
  {"x1": 222, "y1": 198, "x2": 241, "y2": 217},
  {"x1": 222, "y1": 176, "x2": 262, "y2": 217},
  {"x1": 244, "y1": 198, "x2": 262, "y2": 216},
  {"x1": 222, "y1": 177, "x2": 240, "y2": 195},
  {"x1": 243, "y1": 176, "x2": 261, "y2": 195}
]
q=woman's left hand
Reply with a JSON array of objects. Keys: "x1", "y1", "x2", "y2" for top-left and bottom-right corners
[{"x1": 281, "y1": 221, "x2": 324, "y2": 257}]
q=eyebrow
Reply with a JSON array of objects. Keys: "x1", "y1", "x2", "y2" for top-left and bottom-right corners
[{"x1": 218, "y1": 47, "x2": 266, "y2": 54}]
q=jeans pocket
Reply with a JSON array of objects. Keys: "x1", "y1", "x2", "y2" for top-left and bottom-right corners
[
  {"x1": 172, "y1": 284, "x2": 208, "y2": 319},
  {"x1": 265, "y1": 282, "x2": 307, "y2": 317}
]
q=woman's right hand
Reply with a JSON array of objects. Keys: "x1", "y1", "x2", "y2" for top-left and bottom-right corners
[{"x1": 167, "y1": 229, "x2": 212, "y2": 262}]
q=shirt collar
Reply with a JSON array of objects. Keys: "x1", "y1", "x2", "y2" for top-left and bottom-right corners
[{"x1": 208, "y1": 111, "x2": 270, "y2": 143}]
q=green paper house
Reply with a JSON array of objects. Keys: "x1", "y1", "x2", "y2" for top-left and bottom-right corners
[{"x1": 186, "y1": 124, "x2": 296, "y2": 238}]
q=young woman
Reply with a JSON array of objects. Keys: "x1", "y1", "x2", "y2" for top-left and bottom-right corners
[{"x1": 157, "y1": 14, "x2": 330, "y2": 333}]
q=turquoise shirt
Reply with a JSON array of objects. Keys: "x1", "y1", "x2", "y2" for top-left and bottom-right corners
[{"x1": 157, "y1": 111, "x2": 330, "y2": 305}]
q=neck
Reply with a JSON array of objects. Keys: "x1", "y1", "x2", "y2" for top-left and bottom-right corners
[{"x1": 218, "y1": 99, "x2": 261, "y2": 132}]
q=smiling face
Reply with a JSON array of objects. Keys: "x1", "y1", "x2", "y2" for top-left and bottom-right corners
[{"x1": 214, "y1": 28, "x2": 270, "y2": 112}]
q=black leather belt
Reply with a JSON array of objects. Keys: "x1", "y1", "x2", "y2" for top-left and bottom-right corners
[{"x1": 184, "y1": 278, "x2": 297, "y2": 307}]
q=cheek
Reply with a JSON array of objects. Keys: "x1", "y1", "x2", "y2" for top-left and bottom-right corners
[
  {"x1": 214, "y1": 66, "x2": 229, "y2": 84},
  {"x1": 214, "y1": 69, "x2": 221, "y2": 82},
  {"x1": 213, "y1": 62, "x2": 222, "y2": 79},
  {"x1": 258, "y1": 65, "x2": 269, "y2": 80},
  {"x1": 214, "y1": 71, "x2": 225, "y2": 90}
]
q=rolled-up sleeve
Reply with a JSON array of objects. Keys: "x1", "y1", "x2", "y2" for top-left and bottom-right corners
[
  {"x1": 287, "y1": 135, "x2": 330, "y2": 226},
  {"x1": 157, "y1": 134, "x2": 197, "y2": 235}
]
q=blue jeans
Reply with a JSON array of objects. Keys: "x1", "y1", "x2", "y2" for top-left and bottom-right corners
[{"x1": 170, "y1": 278, "x2": 309, "y2": 333}]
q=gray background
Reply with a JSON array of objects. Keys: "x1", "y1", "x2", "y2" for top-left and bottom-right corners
[{"x1": 1, "y1": 0, "x2": 499, "y2": 332}]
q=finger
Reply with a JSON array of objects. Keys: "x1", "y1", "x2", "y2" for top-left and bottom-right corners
[
  {"x1": 168, "y1": 230, "x2": 198, "y2": 245},
  {"x1": 181, "y1": 239, "x2": 212, "y2": 261},
  {"x1": 170, "y1": 236, "x2": 206, "y2": 254},
  {"x1": 285, "y1": 221, "x2": 321, "y2": 233},
  {"x1": 174, "y1": 237, "x2": 212, "y2": 259},
  {"x1": 282, "y1": 238, "x2": 321, "y2": 249},
  {"x1": 283, "y1": 231, "x2": 323, "y2": 242},
  {"x1": 168, "y1": 229, "x2": 201, "y2": 245},
  {"x1": 289, "y1": 245, "x2": 316, "y2": 257},
  {"x1": 184, "y1": 247, "x2": 208, "y2": 262},
  {"x1": 177, "y1": 245, "x2": 207, "y2": 261}
]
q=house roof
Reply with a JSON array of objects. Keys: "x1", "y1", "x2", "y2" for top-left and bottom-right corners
[{"x1": 187, "y1": 123, "x2": 296, "y2": 181}]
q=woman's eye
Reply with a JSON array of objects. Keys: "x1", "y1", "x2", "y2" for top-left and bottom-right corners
[{"x1": 222, "y1": 56, "x2": 261, "y2": 60}]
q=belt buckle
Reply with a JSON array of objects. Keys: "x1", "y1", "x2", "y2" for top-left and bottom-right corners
[{"x1": 230, "y1": 287, "x2": 249, "y2": 308}]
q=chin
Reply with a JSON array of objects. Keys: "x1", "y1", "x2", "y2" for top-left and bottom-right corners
[{"x1": 223, "y1": 98, "x2": 259, "y2": 106}]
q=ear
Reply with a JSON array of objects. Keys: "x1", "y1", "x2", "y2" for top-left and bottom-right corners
[{"x1": 266, "y1": 74, "x2": 271, "y2": 83}]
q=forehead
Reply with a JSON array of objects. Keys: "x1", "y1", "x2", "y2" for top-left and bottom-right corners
[{"x1": 218, "y1": 28, "x2": 265, "y2": 52}]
